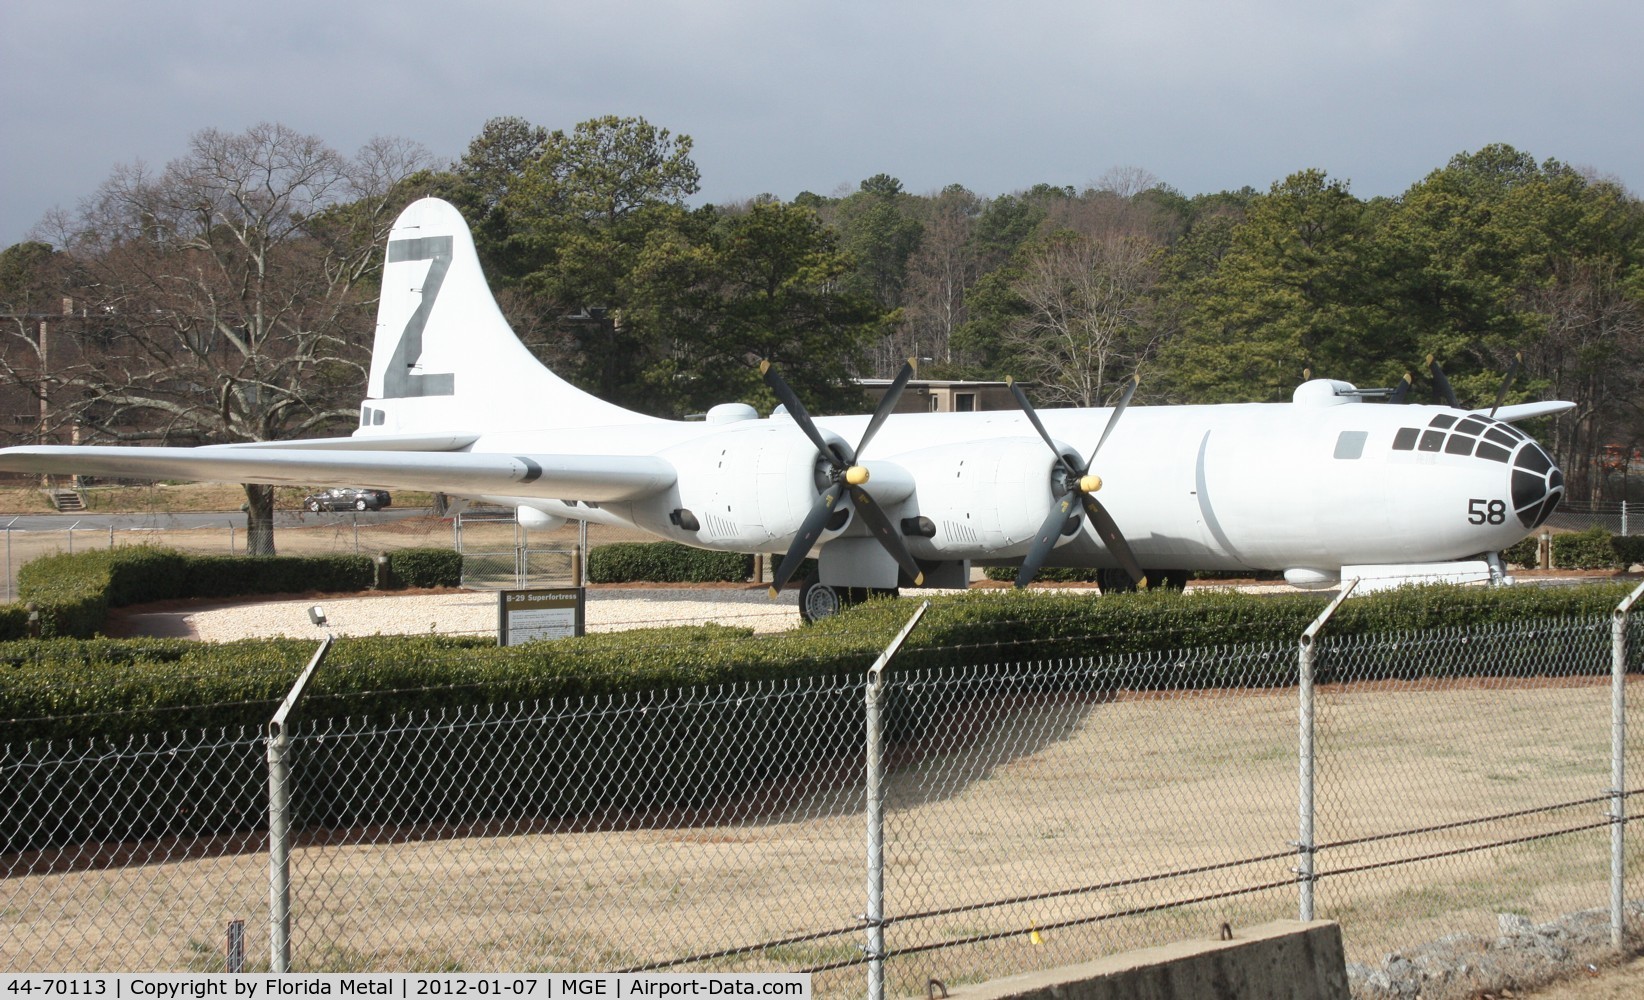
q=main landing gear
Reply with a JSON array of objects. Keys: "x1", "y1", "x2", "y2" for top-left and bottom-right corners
[{"x1": 797, "y1": 574, "x2": 899, "y2": 624}]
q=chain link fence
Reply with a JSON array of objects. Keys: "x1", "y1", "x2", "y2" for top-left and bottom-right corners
[
  {"x1": 1547, "y1": 500, "x2": 1636, "y2": 536},
  {"x1": 4, "y1": 587, "x2": 1643, "y2": 994}
]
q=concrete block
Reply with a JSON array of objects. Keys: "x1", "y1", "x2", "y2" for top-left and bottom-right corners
[{"x1": 949, "y1": 919, "x2": 1348, "y2": 1000}]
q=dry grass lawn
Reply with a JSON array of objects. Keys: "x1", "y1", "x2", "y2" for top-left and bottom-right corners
[{"x1": 5, "y1": 675, "x2": 1640, "y2": 998}]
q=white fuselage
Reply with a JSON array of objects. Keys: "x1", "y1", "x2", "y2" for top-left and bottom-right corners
[{"x1": 466, "y1": 383, "x2": 1563, "y2": 579}]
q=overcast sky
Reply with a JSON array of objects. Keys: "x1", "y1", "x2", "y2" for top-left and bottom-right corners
[{"x1": 3, "y1": 0, "x2": 1640, "y2": 248}]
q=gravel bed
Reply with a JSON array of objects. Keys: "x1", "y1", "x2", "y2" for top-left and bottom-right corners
[{"x1": 169, "y1": 587, "x2": 805, "y2": 642}]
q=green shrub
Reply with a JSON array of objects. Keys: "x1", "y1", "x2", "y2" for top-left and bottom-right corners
[
  {"x1": 588, "y1": 541, "x2": 753, "y2": 583},
  {"x1": 982, "y1": 565, "x2": 1101, "y2": 583},
  {"x1": 1551, "y1": 528, "x2": 1623, "y2": 569},
  {"x1": 384, "y1": 547, "x2": 463, "y2": 588},
  {"x1": 1502, "y1": 535, "x2": 1540, "y2": 568},
  {"x1": 1613, "y1": 534, "x2": 1644, "y2": 567}
]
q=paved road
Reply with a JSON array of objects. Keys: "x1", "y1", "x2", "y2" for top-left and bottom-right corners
[{"x1": 0, "y1": 508, "x2": 434, "y2": 531}]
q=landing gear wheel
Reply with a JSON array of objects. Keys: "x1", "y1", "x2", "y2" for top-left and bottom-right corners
[
  {"x1": 1097, "y1": 568, "x2": 1139, "y2": 594},
  {"x1": 799, "y1": 575, "x2": 844, "y2": 623},
  {"x1": 1150, "y1": 569, "x2": 1189, "y2": 592}
]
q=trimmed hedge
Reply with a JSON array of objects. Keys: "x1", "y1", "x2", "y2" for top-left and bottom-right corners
[
  {"x1": 982, "y1": 565, "x2": 1101, "y2": 583},
  {"x1": 13, "y1": 547, "x2": 374, "y2": 638},
  {"x1": 588, "y1": 541, "x2": 753, "y2": 583},
  {"x1": 4, "y1": 582, "x2": 1633, "y2": 745},
  {"x1": 384, "y1": 547, "x2": 463, "y2": 589},
  {"x1": 1503, "y1": 530, "x2": 1644, "y2": 570}
]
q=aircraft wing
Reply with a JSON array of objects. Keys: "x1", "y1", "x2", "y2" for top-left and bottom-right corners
[
  {"x1": 0, "y1": 446, "x2": 676, "y2": 503},
  {"x1": 1480, "y1": 401, "x2": 1576, "y2": 423}
]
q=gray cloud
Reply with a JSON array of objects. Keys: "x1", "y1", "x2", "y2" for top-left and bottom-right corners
[{"x1": 3, "y1": 0, "x2": 1639, "y2": 247}]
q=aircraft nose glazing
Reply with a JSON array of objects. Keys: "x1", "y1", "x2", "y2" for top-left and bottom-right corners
[{"x1": 1510, "y1": 441, "x2": 1564, "y2": 530}]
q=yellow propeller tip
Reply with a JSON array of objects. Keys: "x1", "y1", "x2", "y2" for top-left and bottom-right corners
[
  {"x1": 758, "y1": 359, "x2": 771, "y2": 375},
  {"x1": 914, "y1": 572, "x2": 925, "y2": 586},
  {"x1": 768, "y1": 586, "x2": 779, "y2": 599}
]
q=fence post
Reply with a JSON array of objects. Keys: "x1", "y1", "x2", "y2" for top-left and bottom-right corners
[
  {"x1": 267, "y1": 635, "x2": 333, "y2": 973},
  {"x1": 1611, "y1": 581, "x2": 1644, "y2": 950},
  {"x1": 1297, "y1": 579, "x2": 1358, "y2": 923},
  {"x1": 864, "y1": 602, "x2": 929, "y2": 1000}
]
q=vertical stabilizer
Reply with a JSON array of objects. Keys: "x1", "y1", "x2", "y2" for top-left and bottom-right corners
[{"x1": 360, "y1": 198, "x2": 651, "y2": 435}]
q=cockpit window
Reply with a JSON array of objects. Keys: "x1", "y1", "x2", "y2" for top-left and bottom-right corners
[
  {"x1": 1333, "y1": 431, "x2": 1368, "y2": 459},
  {"x1": 1391, "y1": 414, "x2": 1519, "y2": 464}
]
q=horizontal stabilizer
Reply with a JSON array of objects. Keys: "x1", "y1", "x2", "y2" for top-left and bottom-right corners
[{"x1": 0, "y1": 446, "x2": 675, "y2": 503}]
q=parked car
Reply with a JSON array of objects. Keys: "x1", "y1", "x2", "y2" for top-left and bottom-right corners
[{"x1": 303, "y1": 487, "x2": 391, "y2": 512}]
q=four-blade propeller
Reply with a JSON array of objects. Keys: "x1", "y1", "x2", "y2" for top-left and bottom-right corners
[
  {"x1": 762, "y1": 359, "x2": 925, "y2": 597},
  {"x1": 1009, "y1": 375, "x2": 1147, "y2": 590},
  {"x1": 1417, "y1": 352, "x2": 1521, "y2": 414}
]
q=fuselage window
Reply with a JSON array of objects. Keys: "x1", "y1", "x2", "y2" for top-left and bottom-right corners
[
  {"x1": 1333, "y1": 431, "x2": 1368, "y2": 459},
  {"x1": 1419, "y1": 430, "x2": 1446, "y2": 452},
  {"x1": 1392, "y1": 427, "x2": 1420, "y2": 451},
  {"x1": 1444, "y1": 434, "x2": 1476, "y2": 456},
  {"x1": 373, "y1": 409, "x2": 386, "y2": 426}
]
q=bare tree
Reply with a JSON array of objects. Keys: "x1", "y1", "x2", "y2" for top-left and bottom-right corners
[
  {"x1": 1524, "y1": 257, "x2": 1644, "y2": 501},
  {"x1": 901, "y1": 184, "x2": 981, "y2": 368},
  {"x1": 30, "y1": 123, "x2": 432, "y2": 553},
  {"x1": 1006, "y1": 230, "x2": 1163, "y2": 407}
]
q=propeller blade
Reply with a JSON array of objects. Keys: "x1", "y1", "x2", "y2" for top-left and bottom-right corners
[
  {"x1": 1081, "y1": 494, "x2": 1148, "y2": 590},
  {"x1": 768, "y1": 482, "x2": 846, "y2": 597},
  {"x1": 1014, "y1": 490, "x2": 1082, "y2": 588},
  {"x1": 1389, "y1": 372, "x2": 1413, "y2": 405},
  {"x1": 1488, "y1": 352, "x2": 1522, "y2": 419},
  {"x1": 855, "y1": 359, "x2": 916, "y2": 458},
  {"x1": 762, "y1": 360, "x2": 844, "y2": 467},
  {"x1": 1009, "y1": 378, "x2": 1082, "y2": 480},
  {"x1": 1085, "y1": 373, "x2": 1140, "y2": 467},
  {"x1": 846, "y1": 484, "x2": 925, "y2": 586},
  {"x1": 1427, "y1": 355, "x2": 1460, "y2": 409}
]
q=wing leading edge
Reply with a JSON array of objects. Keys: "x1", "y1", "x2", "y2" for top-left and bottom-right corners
[{"x1": 0, "y1": 446, "x2": 676, "y2": 504}]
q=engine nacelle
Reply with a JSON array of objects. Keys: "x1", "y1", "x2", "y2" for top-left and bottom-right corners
[
  {"x1": 516, "y1": 505, "x2": 567, "y2": 531},
  {"x1": 895, "y1": 437, "x2": 1064, "y2": 559},
  {"x1": 632, "y1": 421, "x2": 842, "y2": 551}
]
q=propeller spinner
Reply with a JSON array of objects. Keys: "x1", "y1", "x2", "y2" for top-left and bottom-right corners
[
  {"x1": 762, "y1": 359, "x2": 925, "y2": 597},
  {"x1": 1010, "y1": 375, "x2": 1148, "y2": 590}
]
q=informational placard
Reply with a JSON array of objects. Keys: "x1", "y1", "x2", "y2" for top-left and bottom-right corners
[{"x1": 498, "y1": 587, "x2": 585, "y2": 645}]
